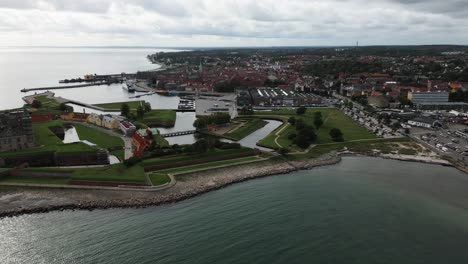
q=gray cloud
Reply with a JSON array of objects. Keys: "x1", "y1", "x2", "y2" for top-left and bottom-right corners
[{"x1": 0, "y1": 0, "x2": 466, "y2": 46}]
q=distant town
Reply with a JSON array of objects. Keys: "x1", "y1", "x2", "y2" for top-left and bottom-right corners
[{"x1": 1, "y1": 45, "x2": 467, "y2": 204}]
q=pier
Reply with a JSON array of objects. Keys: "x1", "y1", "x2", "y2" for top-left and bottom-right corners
[{"x1": 21, "y1": 81, "x2": 119, "y2": 93}]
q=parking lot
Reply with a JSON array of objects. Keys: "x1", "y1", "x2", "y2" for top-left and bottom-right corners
[
  {"x1": 341, "y1": 107, "x2": 401, "y2": 138},
  {"x1": 410, "y1": 124, "x2": 468, "y2": 165}
]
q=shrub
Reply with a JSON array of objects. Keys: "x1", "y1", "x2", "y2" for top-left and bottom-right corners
[
  {"x1": 123, "y1": 156, "x2": 141, "y2": 167},
  {"x1": 296, "y1": 106, "x2": 306, "y2": 115},
  {"x1": 329, "y1": 128, "x2": 344, "y2": 142},
  {"x1": 288, "y1": 133, "x2": 297, "y2": 140}
]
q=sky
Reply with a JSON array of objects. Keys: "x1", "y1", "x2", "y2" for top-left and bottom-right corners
[{"x1": 0, "y1": 0, "x2": 467, "y2": 47}]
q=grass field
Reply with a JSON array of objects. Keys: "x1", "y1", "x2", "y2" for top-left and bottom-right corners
[
  {"x1": 141, "y1": 148, "x2": 252, "y2": 167},
  {"x1": 0, "y1": 176, "x2": 70, "y2": 185},
  {"x1": 137, "y1": 110, "x2": 176, "y2": 127},
  {"x1": 156, "y1": 156, "x2": 262, "y2": 174},
  {"x1": 256, "y1": 108, "x2": 376, "y2": 150},
  {"x1": 73, "y1": 123, "x2": 125, "y2": 160},
  {"x1": 147, "y1": 173, "x2": 171, "y2": 186},
  {"x1": 71, "y1": 164, "x2": 146, "y2": 183},
  {"x1": 224, "y1": 119, "x2": 267, "y2": 140},
  {"x1": 94, "y1": 101, "x2": 145, "y2": 110}
]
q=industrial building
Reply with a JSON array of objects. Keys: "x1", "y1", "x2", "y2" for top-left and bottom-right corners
[
  {"x1": 249, "y1": 88, "x2": 322, "y2": 107},
  {"x1": 0, "y1": 109, "x2": 35, "y2": 152},
  {"x1": 408, "y1": 91, "x2": 468, "y2": 110}
]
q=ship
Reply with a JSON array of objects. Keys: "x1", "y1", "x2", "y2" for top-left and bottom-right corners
[{"x1": 122, "y1": 79, "x2": 136, "y2": 93}]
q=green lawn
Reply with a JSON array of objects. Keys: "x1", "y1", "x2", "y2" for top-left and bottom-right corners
[
  {"x1": 255, "y1": 108, "x2": 376, "y2": 150},
  {"x1": 225, "y1": 119, "x2": 267, "y2": 140},
  {"x1": 137, "y1": 110, "x2": 176, "y2": 127},
  {"x1": 148, "y1": 173, "x2": 171, "y2": 186},
  {"x1": 73, "y1": 123, "x2": 125, "y2": 160},
  {"x1": 0, "y1": 176, "x2": 70, "y2": 185},
  {"x1": 94, "y1": 101, "x2": 145, "y2": 110},
  {"x1": 74, "y1": 123, "x2": 123, "y2": 148},
  {"x1": 71, "y1": 163, "x2": 146, "y2": 183},
  {"x1": 155, "y1": 156, "x2": 262, "y2": 174},
  {"x1": 141, "y1": 148, "x2": 252, "y2": 167}
]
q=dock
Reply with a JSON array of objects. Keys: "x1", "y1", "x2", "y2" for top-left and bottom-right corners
[{"x1": 21, "y1": 81, "x2": 118, "y2": 93}]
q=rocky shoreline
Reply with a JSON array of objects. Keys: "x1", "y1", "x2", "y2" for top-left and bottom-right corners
[{"x1": 0, "y1": 153, "x2": 458, "y2": 219}]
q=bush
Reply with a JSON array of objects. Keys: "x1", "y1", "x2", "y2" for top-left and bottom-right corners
[
  {"x1": 288, "y1": 133, "x2": 297, "y2": 140},
  {"x1": 329, "y1": 128, "x2": 344, "y2": 142},
  {"x1": 219, "y1": 142, "x2": 241, "y2": 149},
  {"x1": 278, "y1": 147, "x2": 290, "y2": 155},
  {"x1": 296, "y1": 106, "x2": 306, "y2": 115},
  {"x1": 294, "y1": 134, "x2": 311, "y2": 148},
  {"x1": 31, "y1": 100, "x2": 42, "y2": 108},
  {"x1": 288, "y1": 116, "x2": 296, "y2": 125},
  {"x1": 123, "y1": 156, "x2": 141, "y2": 167},
  {"x1": 295, "y1": 119, "x2": 305, "y2": 130}
]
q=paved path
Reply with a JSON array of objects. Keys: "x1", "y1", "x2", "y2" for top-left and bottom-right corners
[{"x1": 274, "y1": 123, "x2": 290, "y2": 148}]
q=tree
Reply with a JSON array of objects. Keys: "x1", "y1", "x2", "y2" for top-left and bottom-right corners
[
  {"x1": 288, "y1": 133, "x2": 297, "y2": 140},
  {"x1": 121, "y1": 103, "x2": 130, "y2": 117},
  {"x1": 314, "y1": 115, "x2": 323, "y2": 130},
  {"x1": 59, "y1": 103, "x2": 73, "y2": 112},
  {"x1": 329, "y1": 128, "x2": 344, "y2": 142},
  {"x1": 288, "y1": 116, "x2": 296, "y2": 125},
  {"x1": 294, "y1": 134, "x2": 311, "y2": 148},
  {"x1": 144, "y1": 102, "x2": 152, "y2": 112},
  {"x1": 240, "y1": 105, "x2": 254, "y2": 115},
  {"x1": 193, "y1": 118, "x2": 207, "y2": 129},
  {"x1": 295, "y1": 119, "x2": 305, "y2": 130},
  {"x1": 137, "y1": 105, "x2": 145, "y2": 119},
  {"x1": 193, "y1": 139, "x2": 209, "y2": 153},
  {"x1": 298, "y1": 126, "x2": 317, "y2": 143},
  {"x1": 296, "y1": 106, "x2": 306, "y2": 115},
  {"x1": 31, "y1": 100, "x2": 42, "y2": 108}
]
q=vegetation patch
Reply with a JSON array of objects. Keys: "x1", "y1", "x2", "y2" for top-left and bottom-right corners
[
  {"x1": 73, "y1": 123, "x2": 125, "y2": 160},
  {"x1": 224, "y1": 119, "x2": 267, "y2": 140},
  {"x1": 138, "y1": 110, "x2": 176, "y2": 127},
  {"x1": 94, "y1": 100, "x2": 145, "y2": 110},
  {"x1": 255, "y1": 108, "x2": 376, "y2": 150},
  {"x1": 148, "y1": 173, "x2": 171, "y2": 186},
  {"x1": 71, "y1": 164, "x2": 146, "y2": 183}
]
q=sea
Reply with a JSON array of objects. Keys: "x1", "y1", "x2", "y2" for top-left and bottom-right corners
[
  {"x1": 1, "y1": 157, "x2": 468, "y2": 263},
  {"x1": 1, "y1": 48, "x2": 468, "y2": 263}
]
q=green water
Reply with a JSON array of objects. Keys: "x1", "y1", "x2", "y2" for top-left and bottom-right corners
[{"x1": 2, "y1": 157, "x2": 468, "y2": 264}]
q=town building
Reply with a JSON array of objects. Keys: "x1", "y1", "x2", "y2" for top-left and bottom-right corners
[
  {"x1": 0, "y1": 109, "x2": 35, "y2": 152},
  {"x1": 408, "y1": 91, "x2": 449, "y2": 105},
  {"x1": 120, "y1": 121, "x2": 137, "y2": 137},
  {"x1": 132, "y1": 128, "x2": 160, "y2": 157}
]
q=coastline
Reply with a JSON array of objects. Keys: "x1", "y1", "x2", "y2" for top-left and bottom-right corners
[{"x1": 0, "y1": 153, "x2": 461, "y2": 219}]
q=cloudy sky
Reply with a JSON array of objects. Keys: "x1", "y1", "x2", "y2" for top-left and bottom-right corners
[{"x1": 0, "y1": 0, "x2": 467, "y2": 47}]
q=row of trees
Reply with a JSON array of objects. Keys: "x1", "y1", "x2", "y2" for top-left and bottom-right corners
[{"x1": 193, "y1": 113, "x2": 231, "y2": 129}]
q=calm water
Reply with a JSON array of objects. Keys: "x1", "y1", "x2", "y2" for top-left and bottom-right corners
[
  {"x1": 2, "y1": 157, "x2": 468, "y2": 264},
  {"x1": 0, "y1": 47, "x2": 180, "y2": 110}
]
